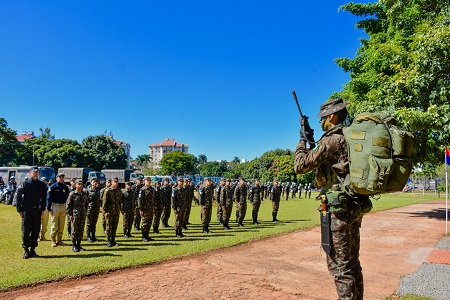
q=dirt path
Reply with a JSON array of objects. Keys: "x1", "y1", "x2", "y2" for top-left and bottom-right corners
[{"x1": 2, "y1": 200, "x2": 446, "y2": 300}]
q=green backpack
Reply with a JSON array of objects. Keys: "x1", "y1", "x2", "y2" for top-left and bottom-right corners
[{"x1": 343, "y1": 112, "x2": 415, "y2": 195}]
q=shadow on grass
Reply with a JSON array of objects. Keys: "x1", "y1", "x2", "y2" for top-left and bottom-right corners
[
  {"x1": 403, "y1": 208, "x2": 447, "y2": 221},
  {"x1": 40, "y1": 252, "x2": 121, "y2": 259}
]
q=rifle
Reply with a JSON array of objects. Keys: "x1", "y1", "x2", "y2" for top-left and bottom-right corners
[{"x1": 292, "y1": 90, "x2": 315, "y2": 149}]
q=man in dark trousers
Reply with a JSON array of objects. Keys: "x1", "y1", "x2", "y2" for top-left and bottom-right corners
[{"x1": 15, "y1": 166, "x2": 47, "y2": 259}]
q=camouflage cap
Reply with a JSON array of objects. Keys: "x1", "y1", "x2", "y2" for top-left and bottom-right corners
[
  {"x1": 317, "y1": 98, "x2": 348, "y2": 118},
  {"x1": 75, "y1": 179, "x2": 83, "y2": 184}
]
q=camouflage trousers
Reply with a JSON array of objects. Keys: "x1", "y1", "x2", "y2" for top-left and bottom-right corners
[
  {"x1": 251, "y1": 201, "x2": 261, "y2": 222},
  {"x1": 152, "y1": 207, "x2": 162, "y2": 231},
  {"x1": 183, "y1": 199, "x2": 192, "y2": 226},
  {"x1": 86, "y1": 206, "x2": 100, "y2": 236},
  {"x1": 201, "y1": 205, "x2": 212, "y2": 228},
  {"x1": 66, "y1": 215, "x2": 72, "y2": 236},
  {"x1": 173, "y1": 209, "x2": 185, "y2": 232},
  {"x1": 221, "y1": 203, "x2": 233, "y2": 226},
  {"x1": 161, "y1": 204, "x2": 171, "y2": 226},
  {"x1": 235, "y1": 202, "x2": 247, "y2": 224},
  {"x1": 71, "y1": 214, "x2": 86, "y2": 245},
  {"x1": 272, "y1": 201, "x2": 280, "y2": 219},
  {"x1": 133, "y1": 201, "x2": 141, "y2": 229},
  {"x1": 105, "y1": 212, "x2": 119, "y2": 241},
  {"x1": 327, "y1": 208, "x2": 364, "y2": 300},
  {"x1": 122, "y1": 208, "x2": 134, "y2": 234},
  {"x1": 140, "y1": 209, "x2": 154, "y2": 233},
  {"x1": 216, "y1": 204, "x2": 223, "y2": 223}
]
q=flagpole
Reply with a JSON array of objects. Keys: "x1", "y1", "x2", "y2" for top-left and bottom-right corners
[{"x1": 446, "y1": 146, "x2": 449, "y2": 234}]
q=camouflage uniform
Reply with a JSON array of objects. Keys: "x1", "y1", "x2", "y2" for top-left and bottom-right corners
[
  {"x1": 86, "y1": 185, "x2": 101, "y2": 242},
  {"x1": 216, "y1": 180, "x2": 225, "y2": 224},
  {"x1": 172, "y1": 183, "x2": 186, "y2": 237},
  {"x1": 132, "y1": 182, "x2": 144, "y2": 231},
  {"x1": 294, "y1": 118, "x2": 366, "y2": 299},
  {"x1": 199, "y1": 182, "x2": 214, "y2": 232},
  {"x1": 249, "y1": 184, "x2": 262, "y2": 224},
  {"x1": 161, "y1": 182, "x2": 172, "y2": 228},
  {"x1": 152, "y1": 185, "x2": 162, "y2": 234},
  {"x1": 138, "y1": 185, "x2": 154, "y2": 241},
  {"x1": 66, "y1": 189, "x2": 88, "y2": 251},
  {"x1": 233, "y1": 182, "x2": 247, "y2": 226},
  {"x1": 67, "y1": 185, "x2": 76, "y2": 238},
  {"x1": 270, "y1": 184, "x2": 282, "y2": 221},
  {"x1": 219, "y1": 182, "x2": 233, "y2": 229},
  {"x1": 100, "y1": 185, "x2": 109, "y2": 233},
  {"x1": 102, "y1": 186, "x2": 122, "y2": 246},
  {"x1": 121, "y1": 188, "x2": 135, "y2": 238},
  {"x1": 183, "y1": 181, "x2": 194, "y2": 229}
]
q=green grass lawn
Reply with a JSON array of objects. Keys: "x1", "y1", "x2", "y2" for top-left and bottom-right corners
[{"x1": 0, "y1": 192, "x2": 438, "y2": 291}]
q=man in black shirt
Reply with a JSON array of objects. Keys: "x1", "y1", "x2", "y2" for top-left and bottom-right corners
[{"x1": 15, "y1": 166, "x2": 47, "y2": 259}]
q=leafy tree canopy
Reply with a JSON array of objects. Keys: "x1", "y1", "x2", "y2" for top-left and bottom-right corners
[
  {"x1": 336, "y1": 0, "x2": 450, "y2": 165},
  {"x1": 0, "y1": 118, "x2": 20, "y2": 166},
  {"x1": 160, "y1": 151, "x2": 197, "y2": 176}
]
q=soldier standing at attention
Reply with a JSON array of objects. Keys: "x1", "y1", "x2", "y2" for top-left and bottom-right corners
[
  {"x1": 270, "y1": 180, "x2": 282, "y2": 222},
  {"x1": 100, "y1": 179, "x2": 111, "y2": 234},
  {"x1": 199, "y1": 178, "x2": 214, "y2": 233},
  {"x1": 182, "y1": 178, "x2": 192, "y2": 230},
  {"x1": 160, "y1": 178, "x2": 172, "y2": 228},
  {"x1": 121, "y1": 181, "x2": 135, "y2": 238},
  {"x1": 86, "y1": 178, "x2": 101, "y2": 242},
  {"x1": 66, "y1": 179, "x2": 88, "y2": 252},
  {"x1": 16, "y1": 166, "x2": 47, "y2": 259},
  {"x1": 234, "y1": 177, "x2": 248, "y2": 227},
  {"x1": 102, "y1": 177, "x2": 122, "y2": 247},
  {"x1": 66, "y1": 178, "x2": 76, "y2": 239},
  {"x1": 298, "y1": 183, "x2": 303, "y2": 198},
  {"x1": 152, "y1": 181, "x2": 162, "y2": 234},
  {"x1": 249, "y1": 179, "x2": 262, "y2": 225},
  {"x1": 172, "y1": 178, "x2": 186, "y2": 237},
  {"x1": 47, "y1": 173, "x2": 70, "y2": 247},
  {"x1": 216, "y1": 178, "x2": 225, "y2": 225},
  {"x1": 220, "y1": 179, "x2": 233, "y2": 229},
  {"x1": 38, "y1": 177, "x2": 49, "y2": 241},
  {"x1": 138, "y1": 176, "x2": 154, "y2": 242},
  {"x1": 294, "y1": 98, "x2": 368, "y2": 299},
  {"x1": 132, "y1": 177, "x2": 144, "y2": 231},
  {"x1": 291, "y1": 182, "x2": 297, "y2": 199}
]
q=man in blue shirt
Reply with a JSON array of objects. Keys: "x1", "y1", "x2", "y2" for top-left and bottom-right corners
[{"x1": 47, "y1": 173, "x2": 70, "y2": 247}]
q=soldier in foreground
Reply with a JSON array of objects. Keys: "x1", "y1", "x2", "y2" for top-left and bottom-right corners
[
  {"x1": 138, "y1": 176, "x2": 155, "y2": 242},
  {"x1": 102, "y1": 177, "x2": 122, "y2": 247},
  {"x1": 216, "y1": 178, "x2": 225, "y2": 225},
  {"x1": 270, "y1": 180, "x2": 282, "y2": 222},
  {"x1": 16, "y1": 166, "x2": 47, "y2": 259},
  {"x1": 121, "y1": 182, "x2": 135, "y2": 238},
  {"x1": 152, "y1": 181, "x2": 162, "y2": 234},
  {"x1": 66, "y1": 179, "x2": 88, "y2": 252},
  {"x1": 100, "y1": 179, "x2": 111, "y2": 234},
  {"x1": 160, "y1": 178, "x2": 172, "y2": 228},
  {"x1": 86, "y1": 178, "x2": 101, "y2": 242},
  {"x1": 132, "y1": 177, "x2": 144, "y2": 231},
  {"x1": 199, "y1": 178, "x2": 214, "y2": 233},
  {"x1": 294, "y1": 98, "x2": 367, "y2": 299},
  {"x1": 249, "y1": 179, "x2": 262, "y2": 224},
  {"x1": 172, "y1": 178, "x2": 186, "y2": 237},
  {"x1": 234, "y1": 177, "x2": 247, "y2": 227},
  {"x1": 219, "y1": 179, "x2": 233, "y2": 229}
]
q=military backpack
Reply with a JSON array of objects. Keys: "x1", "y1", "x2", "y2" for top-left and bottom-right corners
[{"x1": 343, "y1": 112, "x2": 415, "y2": 196}]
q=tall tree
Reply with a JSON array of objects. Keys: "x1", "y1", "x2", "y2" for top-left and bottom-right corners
[
  {"x1": 81, "y1": 135, "x2": 127, "y2": 170},
  {"x1": 0, "y1": 118, "x2": 20, "y2": 166},
  {"x1": 336, "y1": 0, "x2": 450, "y2": 165},
  {"x1": 198, "y1": 154, "x2": 208, "y2": 165},
  {"x1": 160, "y1": 151, "x2": 197, "y2": 176},
  {"x1": 39, "y1": 127, "x2": 55, "y2": 140}
]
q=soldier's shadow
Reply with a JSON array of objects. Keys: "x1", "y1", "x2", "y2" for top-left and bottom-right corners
[{"x1": 41, "y1": 252, "x2": 121, "y2": 259}]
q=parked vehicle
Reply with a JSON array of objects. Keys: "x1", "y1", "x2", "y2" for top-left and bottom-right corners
[
  {"x1": 0, "y1": 166, "x2": 55, "y2": 186},
  {"x1": 101, "y1": 169, "x2": 143, "y2": 186},
  {"x1": 57, "y1": 168, "x2": 106, "y2": 186}
]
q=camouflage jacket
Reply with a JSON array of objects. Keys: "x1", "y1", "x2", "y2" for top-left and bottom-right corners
[
  {"x1": 199, "y1": 185, "x2": 214, "y2": 207},
  {"x1": 294, "y1": 125, "x2": 348, "y2": 192},
  {"x1": 233, "y1": 184, "x2": 247, "y2": 204},
  {"x1": 102, "y1": 187, "x2": 122, "y2": 215},
  {"x1": 161, "y1": 185, "x2": 172, "y2": 206},
  {"x1": 154, "y1": 188, "x2": 162, "y2": 209},
  {"x1": 86, "y1": 186, "x2": 101, "y2": 209},
  {"x1": 171, "y1": 186, "x2": 186, "y2": 210},
  {"x1": 219, "y1": 185, "x2": 233, "y2": 207},
  {"x1": 249, "y1": 185, "x2": 262, "y2": 203},
  {"x1": 270, "y1": 186, "x2": 282, "y2": 202},
  {"x1": 138, "y1": 186, "x2": 154, "y2": 212},
  {"x1": 66, "y1": 190, "x2": 88, "y2": 217},
  {"x1": 121, "y1": 189, "x2": 135, "y2": 212}
]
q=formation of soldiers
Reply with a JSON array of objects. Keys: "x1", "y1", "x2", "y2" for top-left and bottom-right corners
[{"x1": 25, "y1": 173, "x2": 313, "y2": 253}]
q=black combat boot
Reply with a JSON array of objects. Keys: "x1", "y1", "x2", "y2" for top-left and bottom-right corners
[
  {"x1": 23, "y1": 248, "x2": 30, "y2": 259},
  {"x1": 72, "y1": 242, "x2": 80, "y2": 252},
  {"x1": 29, "y1": 247, "x2": 39, "y2": 258},
  {"x1": 87, "y1": 232, "x2": 93, "y2": 243},
  {"x1": 91, "y1": 231, "x2": 97, "y2": 242},
  {"x1": 77, "y1": 241, "x2": 85, "y2": 251},
  {"x1": 128, "y1": 231, "x2": 134, "y2": 238},
  {"x1": 107, "y1": 237, "x2": 113, "y2": 247},
  {"x1": 142, "y1": 231, "x2": 149, "y2": 242}
]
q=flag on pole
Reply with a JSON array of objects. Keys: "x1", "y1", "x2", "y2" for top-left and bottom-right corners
[{"x1": 446, "y1": 146, "x2": 450, "y2": 165}]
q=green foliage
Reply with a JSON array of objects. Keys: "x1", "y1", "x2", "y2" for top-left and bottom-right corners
[
  {"x1": 81, "y1": 135, "x2": 127, "y2": 170},
  {"x1": 0, "y1": 193, "x2": 435, "y2": 290},
  {"x1": 0, "y1": 118, "x2": 19, "y2": 166},
  {"x1": 160, "y1": 151, "x2": 197, "y2": 175},
  {"x1": 197, "y1": 154, "x2": 207, "y2": 165},
  {"x1": 336, "y1": 0, "x2": 450, "y2": 165},
  {"x1": 198, "y1": 161, "x2": 228, "y2": 176}
]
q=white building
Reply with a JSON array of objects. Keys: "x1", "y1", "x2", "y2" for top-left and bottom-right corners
[{"x1": 149, "y1": 138, "x2": 189, "y2": 166}]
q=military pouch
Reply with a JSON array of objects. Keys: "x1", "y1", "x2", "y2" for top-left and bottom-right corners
[
  {"x1": 360, "y1": 198, "x2": 373, "y2": 214},
  {"x1": 327, "y1": 191, "x2": 348, "y2": 214}
]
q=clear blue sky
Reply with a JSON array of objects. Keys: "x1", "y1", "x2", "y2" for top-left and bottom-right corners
[{"x1": 1, "y1": 0, "x2": 368, "y2": 162}]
